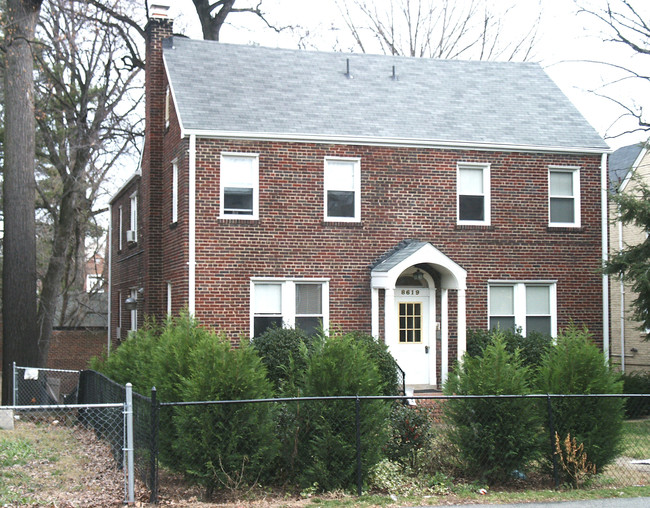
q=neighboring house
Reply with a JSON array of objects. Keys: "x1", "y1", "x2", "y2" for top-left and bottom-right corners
[
  {"x1": 109, "y1": 4, "x2": 610, "y2": 388},
  {"x1": 608, "y1": 141, "x2": 650, "y2": 373}
]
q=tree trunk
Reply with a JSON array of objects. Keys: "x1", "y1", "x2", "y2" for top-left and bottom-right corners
[{"x1": 2, "y1": 0, "x2": 43, "y2": 405}]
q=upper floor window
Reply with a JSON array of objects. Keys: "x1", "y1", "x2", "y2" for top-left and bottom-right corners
[
  {"x1": 251, "y1": 279, "x2": 329, "y2": 338},
  {"x1": 549, "y1": 167, "x2": 580, "y2": 227},
  {"x1": 457, "y1": 163, "x2": 490, "y2": 225},
  {"x1": 118, "y1": 205, "x2": 123, "y2": 251},
  {"x1": 129, "y1": 192, "x2": 138, "y2": 243},
  {"x1": 324, "y1": 157, "x2": 361, "y2": 222},
  {"x1": 489, "y1": 282, "x2": 556, "y2": 336},
  {"x1": 172, "y1": 160, "x2": 178, "y2": 223},
  {"x1": 165, "y1": 86, "x2": 171, "y2": 129},
  {"x1": 220, "y1": 153, "x2": 259, "y2": 219}
]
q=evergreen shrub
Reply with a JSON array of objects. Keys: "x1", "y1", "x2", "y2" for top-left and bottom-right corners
[
  {"x1": 467, "y1": 327, "x2": 552, "y2": 368},
  {"x1": 536, "y1": 325, "x2": 624, "y2": 474},
  {"x1": 444, "y1": 333, "x2": 544, "y2": 483},
  {"x1": 621, "y1": 371, "x2": 650, "y2": 418}
]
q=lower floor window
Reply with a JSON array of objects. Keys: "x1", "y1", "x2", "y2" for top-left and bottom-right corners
[
  {"x1": 488, "y1": 282, "x2": 556, "y2": 336},
  {"x1": 252, "y1": 279, "x2": 329, "y2": 337}
]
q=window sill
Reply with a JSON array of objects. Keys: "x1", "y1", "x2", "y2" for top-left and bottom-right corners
[
  {"x1": 219, "y1": 217, "x2": 259, "y2": 224},
  {"x1": 322, "y1": 221, "x2": 363, "y2": 228},
  {"x1": 546, "y1": 226, "x2": 584, "y2": 233},
  {"x1": 455, "y1": 224, "x2": 494, "y2": 231}
]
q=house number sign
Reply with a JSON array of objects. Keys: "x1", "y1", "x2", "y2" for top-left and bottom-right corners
[{"x1": 400, "y1": 289, "x2": 420, "y2": 296}]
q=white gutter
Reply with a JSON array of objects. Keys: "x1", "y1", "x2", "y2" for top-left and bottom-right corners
[
  {"x1": 107, "y1": 207, "x2": 112, "y2": 356},
  {"x1": 618, "y1": 217, "x2": 625, "y2": 372},
  {"x1": 180, "y1": 128, "x2": 610, "y2": 156},
  {"x1": 602, "y1": 152, "x2": 610, "y2": 359},
  {"x1": 188, "y1": 134, "x2": 196, "y2": 314}
]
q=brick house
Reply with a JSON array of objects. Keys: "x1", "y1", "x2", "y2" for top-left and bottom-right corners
[
  {"x1": 109, "y1": 4, "x2": 610, "y2": 388},
  {"x1": 608, "y1": 141, "x2": 650, "y2": 373}
]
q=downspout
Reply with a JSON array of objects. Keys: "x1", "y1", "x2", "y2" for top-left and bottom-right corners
[
  {"x1": 107, "y1": 207, "x2": 112, "y2": 356},
  {"x1": 189, "y1": 134, "x2": 196, "y2": 314},
  {"x1": 618, "y1": 215, "x2": 625, "y2": 372},
  {"x1": 601, "y1": 152, "x2": 610, "y2": 360}
]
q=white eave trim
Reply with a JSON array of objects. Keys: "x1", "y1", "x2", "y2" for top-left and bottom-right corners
[
  {"x1": 109, "y1": 170, "x2": 142, "y2": 205},
  {"x1": 619, "y1": 145, "x2": 649, "y2": 193},
  {"x1": 180, "y1": 128, "x2": 610, "y2": 155}
]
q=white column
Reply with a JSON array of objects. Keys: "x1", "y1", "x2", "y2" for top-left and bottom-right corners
[
  {"x1": 457, "y1": 288, "x2": 467, "y2": 362},
  {"x1": 371, "y1": 287, "x2": 379, "y2": 339},
  {"x1": 441, "y1": 288, "x2": 449, "y2": 385},
  {"x1": 384, "y1": 288, "x2": 395, "y2": 348},
  {"x1": 429, "y1": 288, "x2": 437, "y2": 387}
]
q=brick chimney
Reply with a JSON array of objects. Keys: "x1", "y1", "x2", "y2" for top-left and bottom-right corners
[{"x1": 141, "y1": 1, "x2": 173, "y2": 320}]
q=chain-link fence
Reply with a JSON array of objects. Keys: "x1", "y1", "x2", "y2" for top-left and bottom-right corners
[
  {"x1": 12, "y1": 363, "x2": 80, "y2": 405},
  {"x1": 149, "y1": 394, "x2": 650, "y2": 501}
]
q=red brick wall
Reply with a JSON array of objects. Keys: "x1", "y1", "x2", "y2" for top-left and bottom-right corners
[
  {"x1": 181, "y1": 139, "x2": 603, "y2": 349},
  {"x1": 47, "y1": 329, "x2": 108, "y2": 370}
]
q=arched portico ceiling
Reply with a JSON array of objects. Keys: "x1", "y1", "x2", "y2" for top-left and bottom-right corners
[{"x1": 371, "y1": 241, "x2": 467, "y2": 290}]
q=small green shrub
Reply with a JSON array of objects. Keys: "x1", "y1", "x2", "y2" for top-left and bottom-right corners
[
  {"x1": 467, "y1": 327, "x2": 552, "y2": 368},
  {"x1": 297, "y1": 333, "x2": 391, "y2": 491},
  {"x1": 349, "y1": 331, "x2": 401, "y2": 396},
  {"x1": 384, "y1": 404, "x2": 433, "y2": 471},
  {"x1": 251, "y1": 326, "x2": 313, "y2": 394},
  {"x1": 444, "y1": 333, "x2": 544, "y2": 483},
  {"x1": 536, "y1": 324, "x2": 625, "y2": 474},
  {"x1": 621, "y1": 371, "x2": 650, "y2": 418},
  {"x1": 172, "y1": 335, "x2": 279, "y2": 493}
]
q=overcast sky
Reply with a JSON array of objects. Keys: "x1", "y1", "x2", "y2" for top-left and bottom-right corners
[{"x1": 169, "y1": 0, "x2": 650, "y2": 151}]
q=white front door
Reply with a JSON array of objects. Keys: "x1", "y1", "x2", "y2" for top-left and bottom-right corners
[{"x1": 393, "y1": 288, "x2": 432, "y2": 385}]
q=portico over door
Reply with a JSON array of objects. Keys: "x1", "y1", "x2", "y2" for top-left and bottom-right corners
[{"x1": 370, "y1": 241, "x2": 467, "y2": 387}]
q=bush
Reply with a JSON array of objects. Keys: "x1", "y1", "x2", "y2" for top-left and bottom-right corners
[
  {"x1": 444, "y1": 333, "x2": 544, "y2": 483},
  {"x1": 384, "y1": 404, "x2": 433, "y2": 471},
  {"x1": 536, "y1": 324, "x2": 625, "y2": 474},
  {"x1": 250, "y1": 326, "x2": 313, "y2": 394},
  {"x1": 297, "y1": 333, "x2": 392, "y2": 491},
  {"x1": 621, "y1": 371, "x2": 650, "y2": 418},
  {"x1": 349, "y1": 331, "x2": 401, "y2": 396},
  {"x1": 172, "y1": 335, "x2": 278, "y2": 493},
  {"x1": 467, "y1": 327, "x2": 552, "y2": 368}
]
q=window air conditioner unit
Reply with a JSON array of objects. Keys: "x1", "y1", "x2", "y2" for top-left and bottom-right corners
[{"x1": 126, "y1": 230, "x2": 136, "y2": 243}]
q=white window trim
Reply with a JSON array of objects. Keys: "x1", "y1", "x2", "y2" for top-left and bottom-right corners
[
  {"x1": 323, "y1": 157, "x2": 361, "y2": 223},
  {"x1": 457, "y1": 162, "x2": 491, "y2": 226},
  {"x1": 130, "y1": 192, "x2": 138, "y2": 235},
  {"x1": 219, "y1": 152, "x2": 259, "y2": 220},
  {"x1": 172, "y1": 159, "x2": 178, "y2": 223},
  {"x1": 549, "y1": 166, "x2": 581, "y2": 228},
  {"x1": 167, "y1": 282, "x2": 172, "y2": 316},
  {"x1": 118, "y1": 205, "x2": 123, "y2": 251},
  {"x1": 130, "y1": 288, "x2": 138, "y2": 332},
  {"x1": 250, "y1": 277, "x2": 330, "y2": 337},
  {"x1": 488, "y1": 280, "x2": 557, "y2": 337}
]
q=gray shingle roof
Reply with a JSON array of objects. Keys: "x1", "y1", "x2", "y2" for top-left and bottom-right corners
[
  {"x1": 163, "y1": 37, "x2": 608, "y2": 152},
  {"x1": 608, "y1": 143, "x2": 645, "y2": 191}
]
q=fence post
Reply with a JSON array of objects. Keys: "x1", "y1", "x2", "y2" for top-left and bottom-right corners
[
  {"x1": 125, "y1": 383, "x2": 135, "y2": 504},
  {"x1": 355, "y1": 396, "x2": 362, "y2": 496},
  {"x1": 546, "y1": 394, "x2": 560, "y2": 489},
  {"x1": 13, "y1": 362, "x2": 17, "y2": 406},
  {"x1": 149, "y1": 387, "x2": 159, "y2": 504}
]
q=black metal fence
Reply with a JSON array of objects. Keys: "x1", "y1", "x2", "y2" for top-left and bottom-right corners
[{"x1": 148, "y1": 393, "x2": 650, "y2": 501}]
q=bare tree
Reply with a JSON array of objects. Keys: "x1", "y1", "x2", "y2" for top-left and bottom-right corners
[
  {"x1": 576, "y1": 0, "x2": 650, "y2": 136},
  {"x1": 335, "y1": 0, "x2": 539, "y2": 60},
  {"x1": 32, "y1": 0, "x2": 144, "y2": 365},
  {"x1": 2, "y1": 0, "x2": 43, "y2": 404}
]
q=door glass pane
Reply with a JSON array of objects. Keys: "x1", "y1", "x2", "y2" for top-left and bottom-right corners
[
  {"x1": 490, "y1": 286, "x2": 514, "y2": 315},
  {"x1": 526, "y1": 286, "x2": 550, "y2": 314},
  {"x1": 459, "y1": 168, "x2": 483, "y2": 194},
  {"x1": 550, "y1": 197, "x2": 574, "y2": 223},
  {"x1": 459, "y1": 195, "x2": 484, "y2": 221},
  {"x1": 399, "y1": 302, "x2": 422, "y2": 343},
  {"x1": 526, "y1": 316, "x2": 551, "y2": 335},
  {"x1": 296, "y1": 284, "x2": 322, "y2": 314},
  {"x1": 254, "y1": 284, "x2": 281, "y2": 314},
  {"x1": 550, "y1": 171, "x2": 573, "y2": 196}
]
